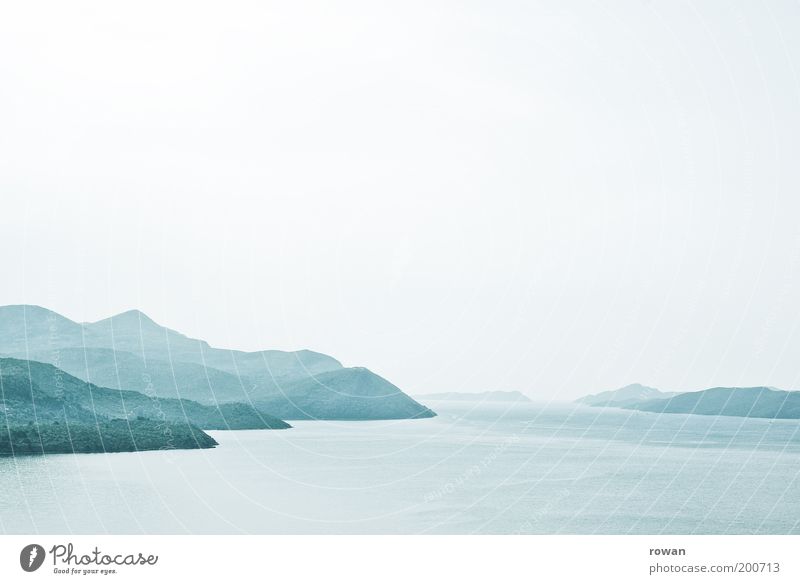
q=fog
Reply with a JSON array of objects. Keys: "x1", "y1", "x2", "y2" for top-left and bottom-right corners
[{"x1": 1, "y1": 1, "x2": 799, "y2": 398}]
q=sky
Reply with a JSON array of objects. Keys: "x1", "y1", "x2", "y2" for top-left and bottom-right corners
[{"x1": 1, "y1": 1, "x2": 799, "y2": 399}]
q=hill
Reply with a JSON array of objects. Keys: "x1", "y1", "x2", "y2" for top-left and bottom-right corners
[
  {"x1": 0, "y1": 419, "x2": 217, "y2": 455},
  {"x1": 0, "y1": 357, "x2": 289, "y2": 430},
  {"x1": 0, "y1": 305, "x2": 340, "y2": 385},
  {"x1": 624, "y1": 386, "x2": 800, "y2": 419},
  {"x1": 17, "y1": 347, "x2": 254, "y2": 403},
  {"x1": 575, "y1": 383, "x2": 678, "y2": 407},
  {"x1": 0, "y1": 305, "x2": 435, "y2": 420},
  {"x1": 0, "y1": 359, "x2": 222, "y2": 455},
  {"x1": 255, "y1": 367, "x2": 436, "y2": 420}
]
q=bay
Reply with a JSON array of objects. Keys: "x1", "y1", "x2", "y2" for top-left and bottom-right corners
[{"x1": 1, "y1": 402, "x2": 798, "y2": 534}]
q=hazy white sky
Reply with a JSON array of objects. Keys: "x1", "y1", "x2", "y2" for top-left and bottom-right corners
[{"x1": 1, "y1": 1, "x2": 799, "y2": 398}]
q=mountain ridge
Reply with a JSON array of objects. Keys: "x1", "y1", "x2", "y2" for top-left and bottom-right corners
[
  {"x1": 0, "y1": 305, "x2": 434, "y2": 421},
  {"x1": 575, "y1": 383, "x2": 678, "y2": 407}
]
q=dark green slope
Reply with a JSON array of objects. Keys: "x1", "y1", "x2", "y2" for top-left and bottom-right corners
[
  {"x1": 0, "y1": 357, "x2": 289, "y2": 430},
  {"x1": 0, "y1": 372, "x2": 99, "y2": 425},
  {"x1": 0, "y1": 419, "x2": 217, "y2": 455},
  {"x1": 0, "y1": 360, "x2": 220, "y2": 455}
]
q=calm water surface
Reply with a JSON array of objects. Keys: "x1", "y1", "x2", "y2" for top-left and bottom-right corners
[{"x1": 1, "y1": 402, "x2": 799, "y2": 534}]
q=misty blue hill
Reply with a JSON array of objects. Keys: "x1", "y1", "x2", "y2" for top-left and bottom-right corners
[
  {"x1": 575, "y1": 383, "x2": 678, "y2": 407},
  {"x1": 0, "y1": 305, "x2": 435, "y2": 420},
  {"x1": 623, "y1": 386, "x2": 800, "y2": 419},
  {"x1": 417, "y1": 391, "x2": 531, "y2": 402},
  {"x1": 0, "y1": 357, "x2": 289, "y2": 430},
  {"x1": 254, "y1": 367, "x2": 436, "y2": 420},
  {"x1": 17, "y1": 347, "x2": 254, "y2": 404},
  {"x1": 0, "y1": 305, "x2": 340, "y2": 382},
  {"x1": 85, "y1": 309, "x2": 342, "y2": 380}
]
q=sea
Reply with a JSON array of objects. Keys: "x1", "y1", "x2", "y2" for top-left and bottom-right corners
[{"x1": 1, "y1": 402, "x2": 798, "y2": 534}]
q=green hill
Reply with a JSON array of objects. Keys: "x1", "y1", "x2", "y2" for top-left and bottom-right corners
[
  {"x1": 255, "y1": 367, "x2": 436, "y2": 420},
  {"x1": 0, "y1": 419, "x2": 217, "y2": 455}
]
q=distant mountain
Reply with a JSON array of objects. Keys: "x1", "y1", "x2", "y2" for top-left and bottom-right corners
[
  {"x1": 0, "y1": 304, "x2": 340, "y2": 385},
  {"x1": 575, "y1": 383, "x2": 678, "y2": 407},
  {"x1": 0, "y1": 357, "x2": 289, "y2": 430},
  {"x1": 0, "y1": 305, "x2": 435, "y2": 420},
  {"x1": 254, "y1": 367, "x2": 436, "y2": 420},
  {"x1": 417, "y1": 391, "x2": 531, "y2": 403},
  {"x1": 83, "y1": 308, "x2": 342, "y2": 381},
  {"x1": 624, "y1": 386, "x2": 800, "y2": 419}
]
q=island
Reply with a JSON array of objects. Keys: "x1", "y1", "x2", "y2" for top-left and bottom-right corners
[
  {"x1": 575, "y1": 383, "x2": 800, "y2": 420},
  {"x1": 625, "y1": 386, "x2": 800, "y2": 419},
  {"x1": 416, "y1": 390, "x2": 532, "y2": 403},
  {"x1": 575, "y1": 383, "x2": 677, "y2": 407}
]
